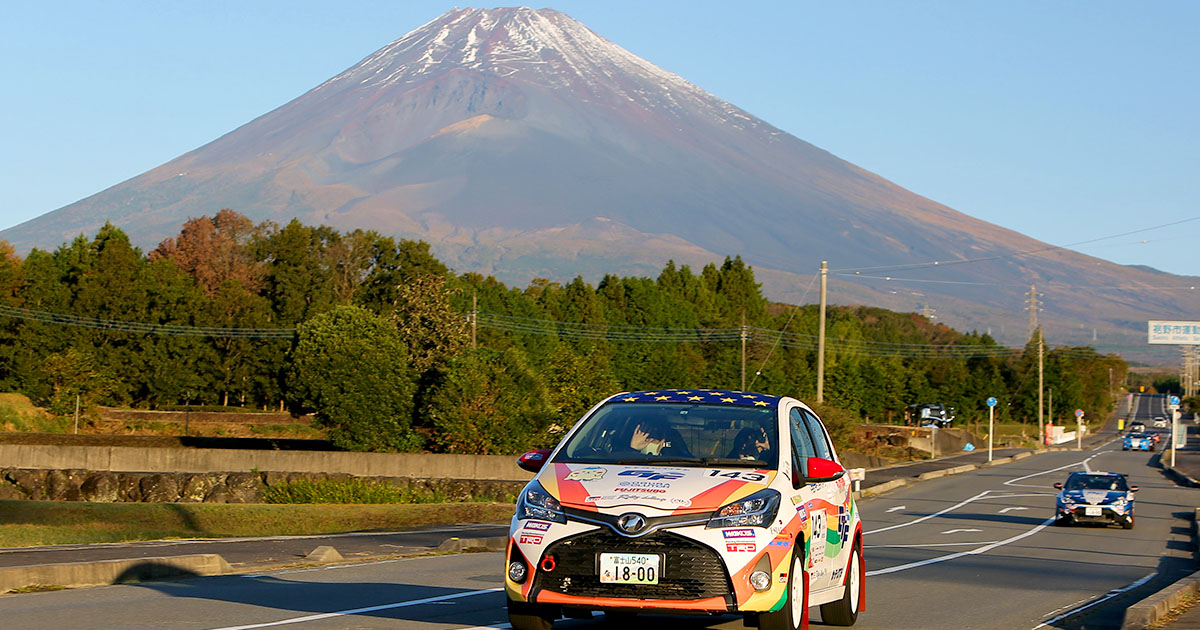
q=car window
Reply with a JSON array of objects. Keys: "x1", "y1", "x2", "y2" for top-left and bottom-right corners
[
  {"x1": 1066, "y1": 475, "x2": 1128, "y2": 491},
  {"x1": 798, "y1": 408, "x2": 833, "y2": 460},
  {"x1": 789, "y1": 407, "x2": 818, "y2": 477},
  {"x1": 557, "y1": 401, "x2": 778, "y2": 467}
]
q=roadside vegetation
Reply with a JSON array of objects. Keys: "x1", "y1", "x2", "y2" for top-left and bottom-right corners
[
  {"x1": 0, "y1": 212, "x2": 1128, "y2": 457},
  {"x1": 262, "y1": 478, "x2": 515, "y2": 505},
  {"x1": 0, "y1": 500, "x2": 513, "y2": 547}
]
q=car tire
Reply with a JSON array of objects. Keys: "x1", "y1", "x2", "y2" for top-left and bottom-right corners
[
  {"x1": 758, "y1": 549, "x2": 807, "y2": 630},
  {"x1": 507, "y1": 597, "x2": 558, "y2": 630},
  {"x1": 820, "y1": 540, "x2": 863, "y2": 626},
  {"x1": 1122, "y1": 511, "x2": 1135, "y2": 530}
]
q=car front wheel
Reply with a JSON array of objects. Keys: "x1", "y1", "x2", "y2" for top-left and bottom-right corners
[
  {"x1": 758, "y1": 549, "x2": 807, "y2": 630},
  {"x1": 820, "y1": 541, "x2": 863, "y2": 626}
]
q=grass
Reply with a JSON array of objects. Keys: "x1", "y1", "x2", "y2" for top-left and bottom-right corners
[
  {"x1": 0, "y1": 500, "x2": 515, "y2": 548},
  {"x1": 0, "y1": 394, "x2": 71, "y2": 433},
  {"x1": 263, "y1": 478, "x2": 517, "y2": 505}
]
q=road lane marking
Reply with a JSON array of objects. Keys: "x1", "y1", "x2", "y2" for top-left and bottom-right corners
[
  {"x1": 202, "y1": 587, "x2": 502, "y2": 630},
  {"x1": 866, "y1": 541, "x2": 999, "y2": 548},
  {"x1": 1003, "y1": 452, "x2": 1106, "y2": 488},
  {"x1": 1029, "y1": 572, "x2": 1156, "y2": 629},
  {"x1": 886, "y1": 506, "x2": 905, "y2": 513},
  {"x1": 940, "y1": 529, "x2": 982, "y2": 534},
  {"x1": 867, "y1": 518, "x2": 1054, "y2": 576},
  {"x1": 999, "y1": 507, "x2": 1027, "y2": 513}
]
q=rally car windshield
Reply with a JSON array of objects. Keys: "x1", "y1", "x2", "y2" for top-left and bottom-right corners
[
  {"x1": 556, "y1": 402, "x2": 779, "y2": 468},
  {"x1": 1065, "y1": 475, "x2": 1128, "y2": 492}
]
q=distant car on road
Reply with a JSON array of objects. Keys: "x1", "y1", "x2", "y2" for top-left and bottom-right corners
[
  {"x1": 1128, "y1": 421, "x2": 1146, "y2": 433},
  {"x1": 1122, "y1": 433, "x2": 1155, "y2": 451},
  {"x1": 1054, "y1": 471, "x2": 1138, "y2": 529},
  {"x1": 1153, "y1": 417, "x2": 1167, "y2": 428}
]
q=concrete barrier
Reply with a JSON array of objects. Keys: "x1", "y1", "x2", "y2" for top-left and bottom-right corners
[
  {"x1": 0, "y1": 444, "x2": 529, "y2": 481},
  {"x1": 0, "y1": 554, "x2": 232, "y2": 593}
]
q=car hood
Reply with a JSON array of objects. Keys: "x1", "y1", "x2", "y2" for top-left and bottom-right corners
[
  {"x1": 1060, "y1": 489, "x2": 1130, "y2": 505},
  {"x1": 539, "y1": 462, "x2": 776, "y2": 514}
]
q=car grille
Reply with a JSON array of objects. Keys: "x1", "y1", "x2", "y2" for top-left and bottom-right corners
[{"x1": 532, "y1": 528, "x2": 733, "y2": 602}]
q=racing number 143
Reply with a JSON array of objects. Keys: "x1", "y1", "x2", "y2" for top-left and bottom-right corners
[{"x1": 709, "y1": 470, "x2": 766, "y2": 482}]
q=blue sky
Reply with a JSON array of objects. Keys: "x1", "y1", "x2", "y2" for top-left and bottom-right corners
[{"x1": 2, "y1": 1, "x2": 1196, "y2": 276}]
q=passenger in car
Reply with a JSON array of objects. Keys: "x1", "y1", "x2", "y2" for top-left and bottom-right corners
[{"x1": 728, "y1": 426, "x2": 772, "y2": 461}]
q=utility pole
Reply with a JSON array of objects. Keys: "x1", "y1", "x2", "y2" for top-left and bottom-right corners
[
  {"x1": 817, "y1": 261, "x2": 828, "y2": 404},
  {"x1": 1026, "y1": 284, "x2": 1041, "y2": 340},
  {"x1": 740, "y1": 310, "x2": 747, "y2": 392},
  {"x1": 471, "y1": 292, "x2": 478, "y2": 350},
  {"x1": 1038, "y1": 327, "x2": 1045, "y2": 446}
]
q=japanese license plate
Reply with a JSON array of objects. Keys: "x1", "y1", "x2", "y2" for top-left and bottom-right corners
[
  {"x1": 1084, "y1": 506, "x2": 1102, "y2": 516},
  {"x1": 599, "y1": 552, "x2": 661, "y2": 585}
]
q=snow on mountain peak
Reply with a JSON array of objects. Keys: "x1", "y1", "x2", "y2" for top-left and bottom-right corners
[{"x1": 314, "y1": 7, "x2": 760, "y2": 132}]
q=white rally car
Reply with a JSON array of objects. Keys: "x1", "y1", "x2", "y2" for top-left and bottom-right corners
[{"x1": 505, "y1": 389, "x2": 864, "y2": 630}]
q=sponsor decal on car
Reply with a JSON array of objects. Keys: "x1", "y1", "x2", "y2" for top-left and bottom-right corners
[
  {"x1": 831, "y1": 567, "x2": 844, "y2": 581},
  {"x1": 565, "y1": 466, "x2": 607, "y2": 481},
  {"x1": 769, "y1": 539, "x2": 793, "y2": 549},
  {"x1": 519, "y1": 534, "x2": 544, "y2": 544},
  {"x1": 722, "y1": 528, "x2": 756, "y2": 539},
  {"x1": 726, "y1": 542, "x2": 756, "y2": 553},
  {"x1": 618, "y1": 469, "x2": 686, "y2": 481},
  {"x1": 523, "y1": 521, "x2": 551, "y2": 531}
]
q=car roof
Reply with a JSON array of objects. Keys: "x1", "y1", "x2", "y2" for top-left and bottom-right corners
[
  {"x1": 615, "y1": 389, "x2": 782, "y2": 408},
  {"x1": 1067, "y1": 471, "x2": 1126, "y2": 478}
]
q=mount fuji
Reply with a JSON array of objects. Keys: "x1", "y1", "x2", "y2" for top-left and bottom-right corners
[{"x1": 3, "y1": 7, "x2": 1195, "y2": 355}]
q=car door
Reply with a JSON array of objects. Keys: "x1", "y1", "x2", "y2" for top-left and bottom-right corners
[
  {"x1": 795, "y1": 407, "x2": 851, "y2": 592},
  {"x1": 787, "y1": 406, "x2": 833, "y2": 589}
]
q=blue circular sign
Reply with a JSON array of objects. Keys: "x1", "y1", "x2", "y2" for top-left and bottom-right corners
[
  {"x1": 1170, "y1": 395, "x2": 1181, "y2": 405},
  {"x1": 986, "y1": 397, "x2": 997, "y2": 407}
]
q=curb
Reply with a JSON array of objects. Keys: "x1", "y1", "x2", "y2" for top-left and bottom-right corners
[
  {"x1": 0, "y1": 536, "x2": 512, "y2": 595},
  {"x1": 0, "y1": 553, "x2": 232, "y2": 594}
]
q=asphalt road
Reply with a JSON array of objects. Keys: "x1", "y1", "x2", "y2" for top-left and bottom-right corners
[{"x1": 1, "y1": 436, "x2": 1192, "y2": 630}]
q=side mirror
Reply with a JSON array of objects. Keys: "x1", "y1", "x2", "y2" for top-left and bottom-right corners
[
  {"x1": 517, "y1": 448, "x2": 552, "y2": 473},
  {"x1": 1053, "y1": 482, "x2": 1063, "y2": 489},
  {"x1": 1130, "y1": 486, "x2": 1140, "y2": 492},
  {"x1": 802, "y1": 457, "x2": 846, "y2": 483}
]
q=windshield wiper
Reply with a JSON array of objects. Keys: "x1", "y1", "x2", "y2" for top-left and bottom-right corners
[
  {"x1": 614, "y1": 457, "x2": 703, "y2": 465},
  {"x1": 698, "y1": 457, "x2": 768, "y2": 467}
]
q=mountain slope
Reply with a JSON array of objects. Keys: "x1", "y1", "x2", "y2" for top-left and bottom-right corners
[{"x1": 3, "y1": 7, "x2": 1195, "y2": 357}]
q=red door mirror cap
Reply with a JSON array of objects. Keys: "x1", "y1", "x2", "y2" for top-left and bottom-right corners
[
  {"x1": 1053, "y1": 482, "x2": 1063, "y2": 489},
  {"x1": 517, "y1": 448, "x2": 552, "y2": 473},
  {"x1": 804, "y1": 456, "x2": 846, "y2": 483},
  {"x1": 1130, "y1": 485, "x2": 1140, "y2": 492}
]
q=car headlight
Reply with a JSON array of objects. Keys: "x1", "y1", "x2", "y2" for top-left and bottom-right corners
[
  {"x1": 706, "y1": 489, "x2": 781, "y2": 529},
  {"x1": 516, "y1": 481, "x2": 566, "y2": 524}
]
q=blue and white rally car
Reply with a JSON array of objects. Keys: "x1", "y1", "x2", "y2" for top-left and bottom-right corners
[
  {"x1": 1054, "y1": 471, "x2": 1138, "y2": 529},
  {"x1": 1122, "y1": 432, "x2": 1155, "y2": 451}
]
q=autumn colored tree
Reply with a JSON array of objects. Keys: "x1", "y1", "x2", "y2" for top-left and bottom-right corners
[{"x1": 151, "y1": 209, "x2": 263, "y2": 296}]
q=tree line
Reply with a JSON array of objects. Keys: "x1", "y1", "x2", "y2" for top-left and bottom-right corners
[{"x1": 0, "y1": 210, "x2": 1127, "y2": 454}]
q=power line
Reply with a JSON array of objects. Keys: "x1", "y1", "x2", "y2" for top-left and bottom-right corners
[
  {"x1": 0, "y1": 304, "x2": 295, "y2": 338},
  {"x1": 828, "y1": 215, "x2": 1200, "y2": 275},
  {"x1": 0, "y1": 303, "x2": 1116, "y2": 359}
]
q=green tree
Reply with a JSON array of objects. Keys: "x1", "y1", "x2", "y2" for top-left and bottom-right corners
[
  {"x1": 288, "y1": 306, "x2": 421, "y2": 452},
  {"x1": 425, "y1": 347, "x2": 555, "y2": 454},
  {"x1": 544, "y1": 345, "x2": 620, "y2": 426},
  {"x1": 391, "y1": 274, "x2": 470, "y2": 374}
]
